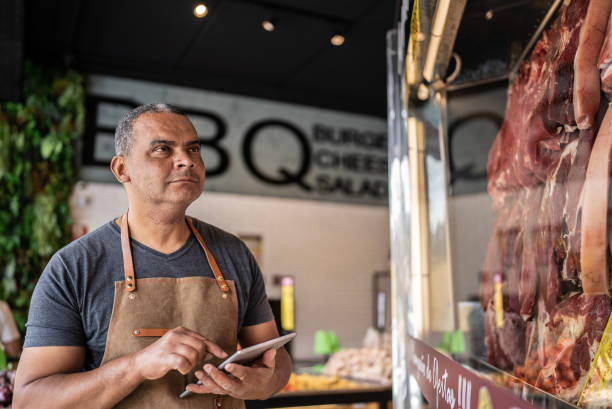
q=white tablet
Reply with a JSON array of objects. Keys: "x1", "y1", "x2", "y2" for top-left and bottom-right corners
[
  {"x1": 217, "y1": 332, "x2": 296, "y2": 370},
  {"x1": 179, "y1": 332, "x2": 296, "y2": 399}
]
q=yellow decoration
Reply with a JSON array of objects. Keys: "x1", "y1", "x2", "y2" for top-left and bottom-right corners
[
  {"x1": 578, "y1": 310, "x2": 612, "y2": 406},
  {"x1": 478, "y1": 386, "x2": 493, "y2": 409},
  {"x1": 281, "y1": 277, "x2": 295, "y2": 331},
  {"x1": 494, "y1": 276, "x2": 503, "y2": 329}
]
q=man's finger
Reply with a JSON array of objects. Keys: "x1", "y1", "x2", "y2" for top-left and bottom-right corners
[
  {"x1": 186, "y1": 383, "x2": 214, "y2": 394},
  {"x1": 169, "y1": 353, "x2": 193, "y2": 375},
  {"x1": 187, "y1": 380, "x2": 226, "y2": 395},
  {"x1": 183, "y1": 330, "x2": 229, "y2": 359},
  {"x1": 172, "y1": 327, "x2": 228, "y2": 359},
  {"x1": 225, "y1": 363, "x2": 248, "y2": 381},
  {"x1": 202, "y1": 339, "x2": 229, "y2": 359},
  {"x1": 204, "y1": 364, "x2": 241, "y2": 391},
  {"x1": 173, "y1": 343, "x2": 201, "y2": 368},
  {"x1": 260, "y1": 348, "x2": 277, "y2": 369},
  {"x1": 192, "y1": 370, "x2": 228, "y2": 395}
]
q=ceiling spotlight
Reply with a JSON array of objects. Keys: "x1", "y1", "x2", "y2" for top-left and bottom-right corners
[
  {"x1": 330, "y1": 34, "x2": 345, "y2": 46},
  {"x1": 194, "y1": 3, "x2": 208, "y2": 18},
  {"x1": 262, "y1": 19, "x2": 276, "y2": 32}
]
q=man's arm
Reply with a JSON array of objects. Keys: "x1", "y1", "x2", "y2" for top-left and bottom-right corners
[
  {"x1": 13, "y1": 327, "x2": 229, "y2": 409},
  {"x1": 13, "y1": 346, "x2": 142, "y2": 409},
  {"x1": 186, "y1": 320, "x2": 293, "y2": 400}
]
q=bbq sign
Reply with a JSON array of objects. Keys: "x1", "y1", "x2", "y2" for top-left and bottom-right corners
[{"x1": 81, "y1": 75, "x2": 388, "y2": 206}]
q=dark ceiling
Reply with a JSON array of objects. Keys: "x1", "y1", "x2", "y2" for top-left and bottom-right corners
[
  {"x1": 25, "y1": 0, "x2": 399, "y2": 118},
  {"x1": 451, "y1": 0, "x2": 555, "y2": 86}
]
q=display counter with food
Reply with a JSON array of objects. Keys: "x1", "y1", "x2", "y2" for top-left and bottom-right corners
[
  {"x1": 246, "y1": 373, "x2": 391, "y2": 409},
  {"x1": 247, "y1": 330, "x2": 393, "y2": 409},
  {"x1": 389, "y1": 0, "x2": 612, "y2": 408}
]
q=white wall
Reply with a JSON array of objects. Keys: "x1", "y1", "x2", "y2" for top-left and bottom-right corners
[{"x1": 70, "y1": 181, "x2": 390, "y2": 360}]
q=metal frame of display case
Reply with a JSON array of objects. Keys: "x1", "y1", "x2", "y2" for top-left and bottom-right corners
[{"x1": 387, "y1": 1, "x2": 462, "y2": 406}]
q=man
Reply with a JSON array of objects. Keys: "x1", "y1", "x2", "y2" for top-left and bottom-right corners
[{"x1": 13, "y1": 104, "x2": 292, "y2": 408}]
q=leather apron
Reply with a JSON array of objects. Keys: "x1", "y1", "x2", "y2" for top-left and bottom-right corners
[{"x1": 100, "y1": 212, "x2": 245, "y2": 409}]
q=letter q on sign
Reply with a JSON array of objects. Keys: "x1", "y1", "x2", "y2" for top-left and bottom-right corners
[{"x1": 242, "y1": 120, "x2": 312, "y2": 191}]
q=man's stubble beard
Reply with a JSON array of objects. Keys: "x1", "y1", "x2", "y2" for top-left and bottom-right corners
[{"x1": 129, "y1": 181, "x2": 200, "y2": 211}]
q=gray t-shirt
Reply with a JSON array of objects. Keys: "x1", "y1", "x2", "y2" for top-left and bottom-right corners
[{"x1": 24, "y1": 217, "x2": 273, "y2": 370}]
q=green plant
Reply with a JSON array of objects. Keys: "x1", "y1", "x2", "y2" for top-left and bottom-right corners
[{"x1": 0, "y1": 63, "x2": 84, "y2": 332}]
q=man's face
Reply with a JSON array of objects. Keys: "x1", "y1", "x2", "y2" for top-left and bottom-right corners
[{"x1": 124, "y1": 112, "x2": 205, "y2": 207}]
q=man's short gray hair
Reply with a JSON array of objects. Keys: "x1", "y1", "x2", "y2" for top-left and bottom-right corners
[{"x1": 114, "y1": 103, "x2": 186, "y2": 156}]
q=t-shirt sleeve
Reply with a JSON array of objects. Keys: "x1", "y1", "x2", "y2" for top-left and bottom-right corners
[
  {"x1": 0, "y1": 301, "x2": 20, "y2": 343},
  {"x1": 23, "y1": 253, "x2": 85, "y2": 348},
  {"x1": 241, "y1": 244, "x2": 274, "y2": 327}
]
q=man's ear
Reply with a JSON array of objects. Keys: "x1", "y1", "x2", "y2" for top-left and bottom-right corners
[{"x1": 110, "y1": 155, "x2": 130, "y2": 183}]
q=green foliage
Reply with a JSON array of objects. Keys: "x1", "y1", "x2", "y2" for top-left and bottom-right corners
[{"x1": 0, "y1": 63, "x2": 84, "y2": 332}]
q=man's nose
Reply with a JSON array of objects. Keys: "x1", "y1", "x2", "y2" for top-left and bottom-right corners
[{"x1": 174, "y1": 150, "x2": 194, "y2": 167}]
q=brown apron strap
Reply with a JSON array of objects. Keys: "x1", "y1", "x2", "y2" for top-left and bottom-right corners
[
  {"x1": 132, "y1": 328, "x2": 169, "y2": 337},
  {"x1": 121, "y1": 212, "x2": 136, "y2": 292},
  {"x1": 186, "y1": 217, "x2": 230, "y2": 293},
  {"x1": 120, "y1": 211, "x2": 229, "y2": 294}
]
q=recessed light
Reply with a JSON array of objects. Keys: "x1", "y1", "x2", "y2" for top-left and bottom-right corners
[
  {"x1": 262, "y1": 19, "x2": 276, "y2": 32},
  {"x1": 331, "y1": 34, "x2": 345, "y2": 46},
  {"x1": 194, "y1": 3, "x2": 208, "y2": 18}
]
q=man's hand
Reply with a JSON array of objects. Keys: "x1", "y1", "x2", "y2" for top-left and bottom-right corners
[
  {"x1": 185, "y1": 321, "x2": 292, "y2": 400},
  {"x1": 134, "y1": 326, "x2": 229, "y2": 380},
  {"x1": 186, "y1": 348, "x2": 280, "y2": 400},
  {"x1": 13, "y1": 327, "x2": 230, "y2": 409}
]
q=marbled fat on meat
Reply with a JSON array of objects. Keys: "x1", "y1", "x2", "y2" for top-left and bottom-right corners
[
  {"x1": 486, "y1": 0, "x2": 588, "y2": 211},
  {"x1": 480, "y1": 0, "x2": 612, "y2": 403}
]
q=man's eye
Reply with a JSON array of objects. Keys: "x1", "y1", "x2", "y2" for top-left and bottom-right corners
[
  {"x1": 153, "y1": 146, "x2": 168, "y2": 152},
  {"x1": 189, "y1": 146, "x2": 201, "y2": 153}
]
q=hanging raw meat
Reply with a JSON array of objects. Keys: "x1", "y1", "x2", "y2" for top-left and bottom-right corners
[{"x1": 480, "y1": 0, "x2": 612, "y2": 403}]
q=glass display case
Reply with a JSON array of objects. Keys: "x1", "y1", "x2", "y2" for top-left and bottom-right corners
[{"x1": 388, "y1": 1, "x2": 612, "y2": 409}]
